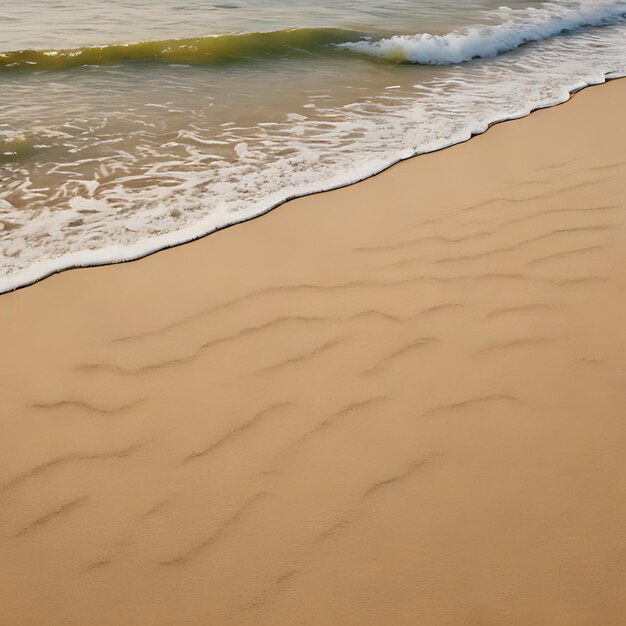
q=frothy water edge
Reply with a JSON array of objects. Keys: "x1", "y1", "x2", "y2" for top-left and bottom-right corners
[{"x1": 2, "y1": 69, "x2": 624, "y2": 296}]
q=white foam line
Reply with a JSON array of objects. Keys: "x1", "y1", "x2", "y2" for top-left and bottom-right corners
[
  {"x1": 1, "y1": 71, "x2": 622, "y2": 296},
  {"x1": 339, "y1": 0, "x2": 626, "y2": 64}
]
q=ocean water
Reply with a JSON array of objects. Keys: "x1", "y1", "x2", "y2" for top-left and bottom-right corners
[{"x1": 1, "y1": 0, "x2": 625, "y2": 292}]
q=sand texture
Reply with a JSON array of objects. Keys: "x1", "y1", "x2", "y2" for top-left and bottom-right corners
[{"x1": 1, "y1": 79, "x2": 625, "y2": 625}]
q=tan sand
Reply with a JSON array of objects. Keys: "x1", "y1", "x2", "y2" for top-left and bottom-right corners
[{"x1": 1, "y1": 78, "x2": 625, "y2": 626}]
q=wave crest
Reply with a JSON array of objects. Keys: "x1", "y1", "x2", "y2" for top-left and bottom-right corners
[
  {"x1": 339, "y1": 1, "x2": 626, "y2": 64},
  {"x1": 0, "y1": 28, "x2": 364, "y2": 72},
  {"x1": 3, "y1": 3, "x2": 625, "y2": 73}
]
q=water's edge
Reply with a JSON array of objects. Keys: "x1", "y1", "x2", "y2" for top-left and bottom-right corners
[{"x1": 2, "y1": 71, "x2": 624, "y2": 296}]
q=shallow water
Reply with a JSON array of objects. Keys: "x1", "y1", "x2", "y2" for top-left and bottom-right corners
[{"x1": 1, "y1": 0, "x2": 625, "y2": 292}]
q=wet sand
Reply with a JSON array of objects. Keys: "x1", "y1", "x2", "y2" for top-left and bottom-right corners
[{"x1": 0, "y1": 78, "x2": 625, "y2": 625}]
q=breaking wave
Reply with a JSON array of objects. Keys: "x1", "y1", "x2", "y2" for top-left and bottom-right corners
[
  {"x1": 3, "y1": 2, "x2": 625, "y2": 73},
  {"x1": 339, "y1": 0, "x2": 626, "y2": 64}
]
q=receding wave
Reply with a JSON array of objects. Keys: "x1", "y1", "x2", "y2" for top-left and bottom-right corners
[
  {"x1": 0, "y1": 28, "x2": 366, "y2": 72},
  {"x1": 0, "y1": 0, "x2": 625, "y2": 294},
  {"x1": 339, "y1": 0, "x2": 626, "y2": 64}
]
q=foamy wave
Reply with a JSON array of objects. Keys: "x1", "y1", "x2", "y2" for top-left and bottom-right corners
[
  {"x1": 1, "y1": 1, "x2": 625, "y2": 294},
  {"x1": 339, "y1": 1, "x2": 626, "y2": 64}
]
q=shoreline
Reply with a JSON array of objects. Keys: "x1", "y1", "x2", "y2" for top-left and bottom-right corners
[
  {"x1": 1, "y1": 71, "x2": 624, "y2": 296},
  {"x1": 1, "y1": 77, "x2": 625, "y2": 625}
]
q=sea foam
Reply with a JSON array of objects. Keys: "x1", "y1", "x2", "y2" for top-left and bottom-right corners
[
  {"x1": 0, "y1": 1, "x2": 625, "y2": 293},
  {"x1": 339, "y1": 1, "x2": 626, "y2": 64}
]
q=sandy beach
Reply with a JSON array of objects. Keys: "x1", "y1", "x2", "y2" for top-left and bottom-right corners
[{"x1": 1, "y1": 77, "x2": 625, "y2": 625}]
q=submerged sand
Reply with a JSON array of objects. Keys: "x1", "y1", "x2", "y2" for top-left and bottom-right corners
[{"x1": 1, "y1": 78, "x2": 625, "y2": 625}]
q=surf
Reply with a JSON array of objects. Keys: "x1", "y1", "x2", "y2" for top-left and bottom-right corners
[
  {"x1": 2, "y1": 2, "x2": 625, "y2": 74},
  {"x1": 339, "y1": 0, "x2": 626, "y2": 64},
  {"x1": 0, "y1": 28, "x2": 366, "y2": 72}
]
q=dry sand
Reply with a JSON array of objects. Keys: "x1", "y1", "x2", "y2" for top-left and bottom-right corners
[{"x1": 1, "y1": 78, "x2": 625, "y2": 626}]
